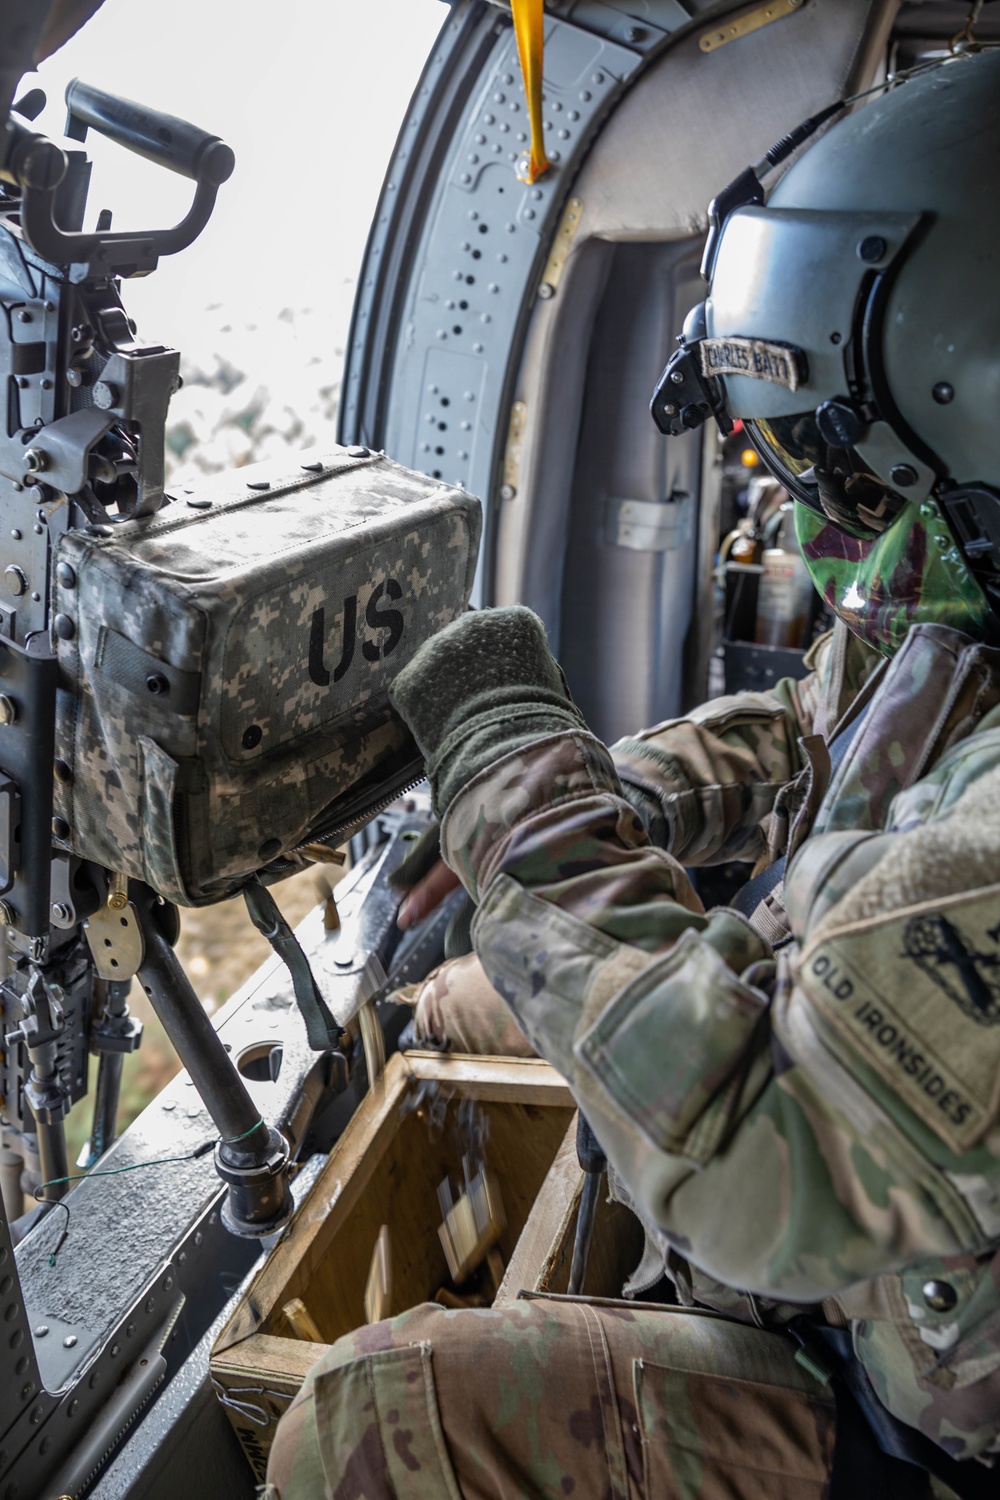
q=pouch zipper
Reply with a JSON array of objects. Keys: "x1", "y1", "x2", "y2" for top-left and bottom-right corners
[{"x1": 261, "y1": 758, "x2": 427, "y2": 876}]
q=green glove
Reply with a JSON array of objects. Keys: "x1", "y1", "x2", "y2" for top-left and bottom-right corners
[{"x1": 388, "y1": 606, "x2": 587, "y2": 817}]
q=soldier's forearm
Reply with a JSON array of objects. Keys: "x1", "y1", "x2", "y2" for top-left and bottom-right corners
[
  {"x1": 611, "y1": 680, "x2": 811, "y2": 866},
  {"x1": 470, "y1": 858, "x2": 971, "y2": 1301},
  {"x1": 449, "y1": 727, "x2": 993, "y2": 1301}
]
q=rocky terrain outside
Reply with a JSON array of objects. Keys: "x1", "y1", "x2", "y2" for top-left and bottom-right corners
[{"x1": 162, "y1": 301, "x2": 344, "y2": 485}]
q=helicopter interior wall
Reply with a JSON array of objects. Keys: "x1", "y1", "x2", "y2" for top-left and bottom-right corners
[
  {"x1": 491, "y1": 0, "x2": 897, "y2": 741},
  {"x1": 557, "y1": 238, "x2": 705, "y2": 744},
  {"x1": 493, "y1": 235, "x2": 617, "y2": 650}
]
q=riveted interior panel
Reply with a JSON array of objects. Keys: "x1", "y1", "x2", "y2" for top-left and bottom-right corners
[{"x1": 344, "y1": 0, "x2": 898, "y2": 735}]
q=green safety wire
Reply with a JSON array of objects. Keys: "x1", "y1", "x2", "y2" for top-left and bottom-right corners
[{"x1": 33, "y1": 1118, "x2": 266, "y2": 1266}]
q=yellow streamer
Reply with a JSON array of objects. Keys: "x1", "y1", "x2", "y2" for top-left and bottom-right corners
[{"x1": 511, "y1": 0, "x2": 551, "y2": 184}]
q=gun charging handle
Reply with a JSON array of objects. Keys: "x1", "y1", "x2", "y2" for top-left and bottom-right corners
[
  {"x1": 130, "y1": 886, "x2": 293, "y2": 1237},
  {"x1": 15, "y1": 81, "x2": 235, "y2": 273},
  {"x1": 64, "y1": 80, "x2": 235, "y2": 187}
]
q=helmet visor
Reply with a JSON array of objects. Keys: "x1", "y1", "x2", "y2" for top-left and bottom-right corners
[{"x1": 746, "y1": 412, "x2": 910, "y2": 540}]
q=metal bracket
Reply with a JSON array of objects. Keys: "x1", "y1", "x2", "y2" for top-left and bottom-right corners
[
  {"x1": 500, "y1": 401, "x2": 527, "y2": 502},
  {"x1": 537, "y1": 196, "x2": 583, "y2": 300},
  {"x1": 23, "y1": 407, "x2": 115, "y2": 497},
  {"x1": 96, "y1": 344, "x2": 180, "y2": 516},
  {"x1": 22, "y1": 1308, "x2": 100, "y2": 1395},
  {"x1": 606, "y1": 492, "x2": 693, "y2": 552},
  {"x1": 699, "y1": 0, "x2": 804, "y2": 53},
  {"x1": 49, "y1": 853, "x2": 102, "y2": 930},
  {"x1": 85, "y1": 900, "x2": 144, "y2": 981}
]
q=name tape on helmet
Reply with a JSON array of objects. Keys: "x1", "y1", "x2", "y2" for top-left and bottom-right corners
[{"x1": 699, "y1": 337, "x2": 805, "y2": 392}]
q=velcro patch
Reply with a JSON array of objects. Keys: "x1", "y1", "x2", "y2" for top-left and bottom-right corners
[
  {"x1": 699, "y1": 337, "x2": 805, "y2": 392},
  {"x1": 799, "y1": 885, "x2": 1000, "y2": 1153}
]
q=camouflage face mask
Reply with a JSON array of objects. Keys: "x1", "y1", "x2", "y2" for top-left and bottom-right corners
[{"x1": 795, "y1": 498, "x2": 992, "y2": 657}]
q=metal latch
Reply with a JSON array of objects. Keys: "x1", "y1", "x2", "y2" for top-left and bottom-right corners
[{"x1": 85, "y1": 900, "x2": 144, "y2": 980}]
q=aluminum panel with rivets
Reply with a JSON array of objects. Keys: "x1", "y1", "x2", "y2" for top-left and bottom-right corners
[
  {"x1": 339, "y1": 0, "x2": 702, "y2": 600},
  {"x1": 341, "y1": 0, "x2": 897, "y2": 739}
]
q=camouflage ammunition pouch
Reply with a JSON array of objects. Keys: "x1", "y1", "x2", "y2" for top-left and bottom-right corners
[{"x1": 51, "y1": 447, "x2": 481, "y2": 905}]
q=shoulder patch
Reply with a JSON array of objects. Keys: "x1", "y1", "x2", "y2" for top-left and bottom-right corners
[
  {"x1": 903, "y1": 913, "x2": 1000, "y2": 1026},
  {"x1": 799, "y1": 885, "x2": 1000, "y2": 1152}
]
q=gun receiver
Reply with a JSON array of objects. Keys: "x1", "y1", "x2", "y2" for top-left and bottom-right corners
[{"x1": 0, "y1": 82, "x2": 293, "y2": 1242}]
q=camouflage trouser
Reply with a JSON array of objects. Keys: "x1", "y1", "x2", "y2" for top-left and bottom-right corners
[
  {"x1": 399, "y1": 952, "x2": 536, "y2": 1058},
  {"x1": 264, "y1": 1296, "x2": 838, "y2": 1499}
]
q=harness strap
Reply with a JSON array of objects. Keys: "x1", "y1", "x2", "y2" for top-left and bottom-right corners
[
  {"x1": 243, "y1": 876, "x2": 344, "y2": 1051},
  {"x1": 809, "y1": 1325, "x2": 998, "y2": 1499},
  {"x1": 730, "y1": 701, "x2": 872, "y2": 925}
]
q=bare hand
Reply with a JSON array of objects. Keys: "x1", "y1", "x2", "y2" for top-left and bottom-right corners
[{"x1": 397, "y1": 858, "x2": 461, "y2": 930}]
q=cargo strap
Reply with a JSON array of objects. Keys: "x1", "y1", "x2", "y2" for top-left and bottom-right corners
[
  {"x1": 243, "y1": 877, "x2": 344, "y2": 1051},
  {"x1": 511, "y1": 0, "x2": 550, "y2": 183},
  {"x1": 730, "y1": 701, "x2": 872, "y2": 930}
]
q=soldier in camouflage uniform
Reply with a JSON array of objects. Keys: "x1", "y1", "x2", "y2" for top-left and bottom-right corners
[{"x1": 266, "y1": 49, "x2": 1000, "y2": 1499}]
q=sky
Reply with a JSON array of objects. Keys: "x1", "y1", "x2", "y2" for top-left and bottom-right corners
[{"x1": 27, "y1": 0, "x2": 446, "y2": 354}]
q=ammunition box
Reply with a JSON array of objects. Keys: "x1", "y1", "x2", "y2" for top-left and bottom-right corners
[{"x1": 210, "y1": 1051, "x2": 639, "y2": 1481}]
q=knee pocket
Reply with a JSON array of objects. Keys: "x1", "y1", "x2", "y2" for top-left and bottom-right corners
[
  {"x1": 635, "y1": 1361, "x2": 836, "y2": 1497},
  {"x1": 309, "y1": 1342, "x2": 462, "y2": 1499}
]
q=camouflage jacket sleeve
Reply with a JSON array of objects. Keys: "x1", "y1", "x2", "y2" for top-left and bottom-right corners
[
  {"x1": 442, "y1": 710, "x2": 1000, "y2": 1305},
  {"x1": 610, "y1": 624, "x2": 879, "y2": 865}
]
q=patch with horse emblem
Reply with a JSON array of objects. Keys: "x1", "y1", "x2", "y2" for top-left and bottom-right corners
[
  {"x1": 903, "y1": 914, "x2": 1000, "y2": 1026},
  {"x1": 799, "y1": 884, "x2": 1000, "y2": 1153}
]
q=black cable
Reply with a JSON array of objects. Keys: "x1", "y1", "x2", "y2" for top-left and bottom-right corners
[{"x1": 761, "y1": 100, "x2": 846, "y2": 169}]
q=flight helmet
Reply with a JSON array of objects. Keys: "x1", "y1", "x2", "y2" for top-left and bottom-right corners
[{"x1": 651, "y1": 48, "x2": 1000, "y2": 655}]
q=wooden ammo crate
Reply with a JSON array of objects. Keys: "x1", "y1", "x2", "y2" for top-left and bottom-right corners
[
  {"x1": 493, "y1": 1127, "x2": 644, "y2": 1309},
  {"x1": 212, "y1": 1050, "x2": 607, "y2": 1481}
]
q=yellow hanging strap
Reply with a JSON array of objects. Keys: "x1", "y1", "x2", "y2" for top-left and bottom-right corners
[{"x1": 511, "y1": 0, "x2": 551, "y2": 184}]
